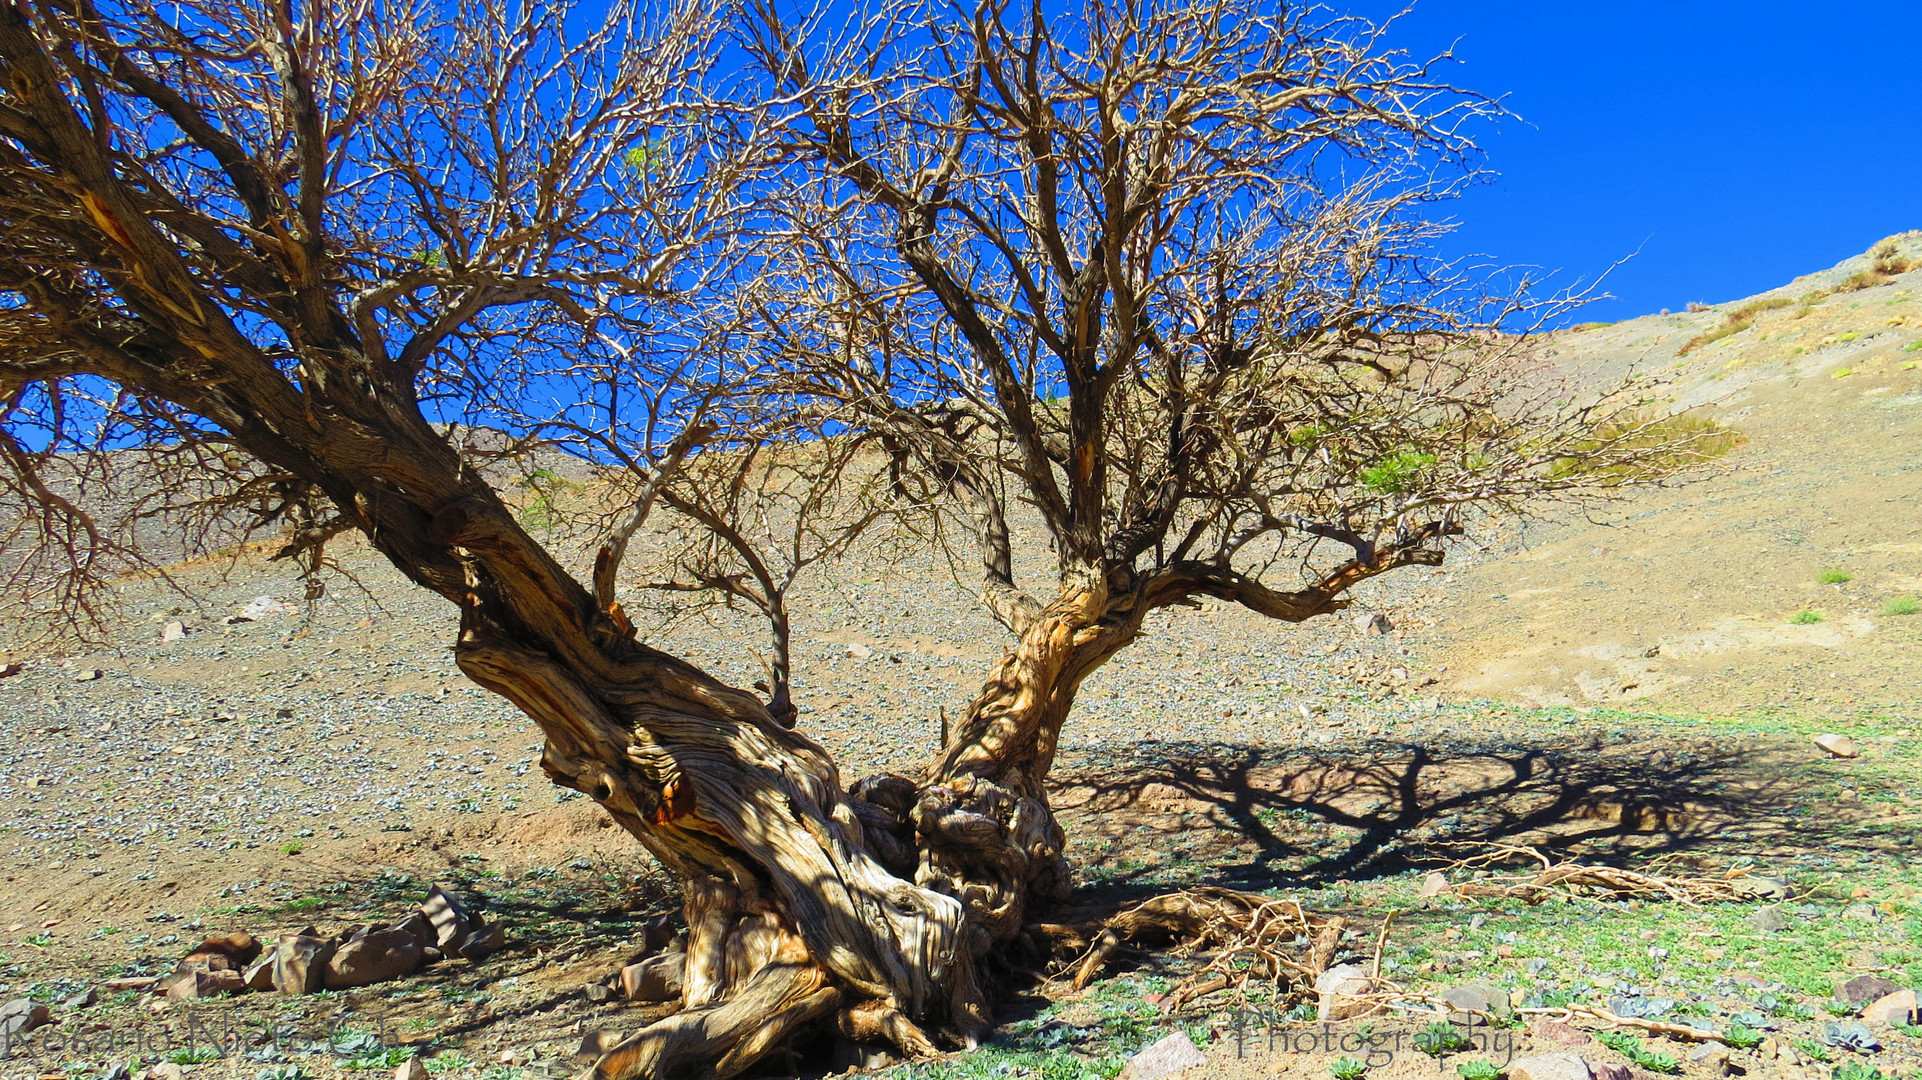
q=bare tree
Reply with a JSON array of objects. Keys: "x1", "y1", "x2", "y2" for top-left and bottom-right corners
[{"x1": 0, "y1": 0, "x2": 1720, "y2": 1074}]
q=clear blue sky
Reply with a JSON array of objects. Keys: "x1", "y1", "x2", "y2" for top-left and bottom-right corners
[{"x1": 1356, "y1": 0, "x2": 1922, "y2": 322}]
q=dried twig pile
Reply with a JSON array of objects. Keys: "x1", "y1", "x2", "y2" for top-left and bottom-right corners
[
  {"x1": 1054, "y1": 888, "x2": 1348, "y2": 1011},
  {"x1": 1439, "y1": 845, "x2": 1774, "y2": 904}
]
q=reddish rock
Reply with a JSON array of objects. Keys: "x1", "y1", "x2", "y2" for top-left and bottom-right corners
[
  {"x1": 324, "y1": 928, "x2": 423, "y2": 989},
  {"x1": 620, "y1": 954, "x2": 685, "y2": 1002},
  {"x1": 164, "y1": 969, "x2": 244, "y2": 999},
  {"x1": 1530, "y1": 1019, "x2": 1593, "y2": 1048},
  {"x1": 1862, "y1": 989, "x2": 1919, "y2": 1028},
  {"x1": 271, "y1": 931, "x2": 336, "y2": 994}
]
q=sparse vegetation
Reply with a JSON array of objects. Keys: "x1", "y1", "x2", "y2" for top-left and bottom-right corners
[
  {"x1": 1332, "y1": 1057, "x2": 1370, "y2": 1080},
  {"x1": 1458, "y1": 1061, "x2": 1504, "y2": 1080},
  {"x1": 1550, "y1": 413, "x2": 1744, "y2": 482},
  {"x1": 1596, "y1": 1031, "x2": 1681, "y2": 1074},
  {"x1": 1790, "y1": 610, "x2": 1824, "y2": 625},
  {"x1": 280, "y1": 841, "x2": 304, "y2": 856},
  {"x1": 1679, "y1": 296, "x2": 1793, "y2": 354},
  {"x1": 1817, "y1": 569, "x2": 1853, "y2": 584},
  {"x1": 1883, "y1": 597, "x2": 1919, "y2": 616}
]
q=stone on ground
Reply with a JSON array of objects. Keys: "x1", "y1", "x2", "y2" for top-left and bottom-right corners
[
  {"x1": 620, "y1": 953, "x2": 685, "y2": 1002},
  {"x1": 1314, "y1": 962, "x2": 1377, "y2": 1021},
  {"x1": 1441, "y1": 983, "x2": 1512, "y2": 1024},
  {"x1": 1529, "y1": 1019, "x2": 1592, "y2": 1047},
  {"x1": 395, "y1": 1058, "x2": 428, "y2": 1080},
  {"x1": 1748, "y1": 906, "x2": 1789, "y2": 933},
  {"x1": 1417, "y1": 871, "x2": 1450, "y2": 898},
  {"x1": 1117, "y1": 1030, "x2": 1208, "y2": 1080},
  {"x1": 1861, "y1": 988, "x2": 1918, "y2": 1028},
  {"x1": 325, "y1": 927, "x2": 424, "y2": 989},
  {"x1": 272, "y1": 930, "x2": 336, "y2": 994},
  {"x1": 0, "y1": 998, "x2": 51, "y2": 1035},
  {"x1": 1838, "y1": 974, "x2": 1901, "y2": 1007},
  {"x1": 1812, "y1": 733, "x2": 1858, "y2": 758},
  {"x1": 1506, "y1": 1052, "x2": 1590, "y2": 1080}
]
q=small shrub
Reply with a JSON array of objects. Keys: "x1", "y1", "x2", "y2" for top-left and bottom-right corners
[
  {"x1": 1882, "y1": 598, "x2": 1918, "y2": 616},
  {"x1": 1795, "y1": 1038, "x2": 1834, "y2": 1062},
  {"x1": 1789, "y1": 610, "x2": 1823, "y2": 625},
  {"x1": 424, "y1": 1054, "x2": 477, "y2": 1075},
  {"x1": 1725, "y1": 1024, "x2": 1765, "y2": 1050},
  {"x1": 1332, "y1": 1058, "x2": 1369, "y2": 1080},
  {"x1": 1458, "y1": 1061, "x2": 1504, "y2": 1080},
  {"x1": 166, "y1": 1047, "x2": 223, "y2": 1065},
  {"x1": 1686, "y1": 301, "x2": 1711, "y2": 313},
  {"x1": 1416, "y1": 1020, "x2": 1470, "y2": 1057},
  {"x1": 1360, "y1": 450, "x2": 1437, "y2": 495},
  {"x1": 1596, "y1": 1031, "x2": 1680, "y2": 1074},
  {"x1": 1870, "y1": 239, "x2": 1915, "y2": 276},
  {"x1": 1833, "y1": 1065, "x2": 1886, "y2": 1080},
  {"x1": 1817, "y1": 569, "x2": 1852, "y2": 584},
  {"x1": 1838, "y1": 332, "x2": 1860, "y2": 342},
  {"x1": 281, "y1": 841, "x2": 304, "y2": 856}
]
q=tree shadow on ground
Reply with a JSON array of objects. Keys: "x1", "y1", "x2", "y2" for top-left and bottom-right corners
[{"x1": 1051, "y1": 728, "x2": 1825, "y2": 901}]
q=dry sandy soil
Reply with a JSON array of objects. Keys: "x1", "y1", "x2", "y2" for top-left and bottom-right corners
[{"x1": 0, "y1": 237, "x2": 1917, "y2": 1080}]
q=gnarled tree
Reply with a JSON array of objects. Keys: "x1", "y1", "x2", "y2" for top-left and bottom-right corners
[{"x1": 0, "y1": 0, "x2": 1716, "y2": 1074}]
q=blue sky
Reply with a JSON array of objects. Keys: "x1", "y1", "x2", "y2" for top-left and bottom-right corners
[{"x1": 1355, "y1": 0, "x2": 1922, "y2": 322}]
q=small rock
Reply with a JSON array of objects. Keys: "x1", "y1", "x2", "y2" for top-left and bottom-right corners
[
  {"x1": 395, "y1": 1058, "x2": 428, "y2": 1080},
  {"x1": 421, "y1": 885, "x2": 474, "y2": 949},
  {"x1": 1117, "y1": 1030, "x2": 1208, "y2": 1080},
  {"x1": 161, "y1": 621, "x2": 186, "y2": 643},
  {"x1": 845, "y1": 642, "x2": 873, "y2": 660},
  {"x1": 1441, "y1": 983, "x2": 1512, "y2": 1025},
  {"x1": 243, "y1": 949, "x2": 278, "y2": 991},
  {"x1": 1687, "y1": 1043, "x2": 1731, "y2": 1075},
  {"x1": 1841, "y1": 903, "x2": 1879, "y2": 924},
  {"x1": 620, "y1": 953, "x2": 685, "y2": 1002},
  {"x1": 1839, "y1": 975, "x2": 1900, "y2": 1007},
  {"x1": 1354, "y1": 611, "x2": 1392, "y2": 635},
  {"x1": 0, "y1": 997, "x2": 52, "y2": 1035},
  {"x1": 1588, "y1": 1064, "x2": 1630, "y2": 1080},
  {"x1": 1506, "y1": 1052, "x2": 1589, "y2": 1080},
  {"x1": 499, "y1": 1048, "x2": 533, "y2": 1066},
  {"x1": 61, "y1": 986, "x2": 96, "y2": 1010},
  {"x1": 1812, "y1": 733, "x2": 1859, "y2": 758},
  {"x1": 455, "y1": 921, "x2": 506, "y2": 961},
  {"x1": 1530, "y1": 1019, "x2": 1592, "y2": 1048},
  {"x1": 1860, "y1": 989, "x2": 1918, "y2": 1028},
  {"x1": 577, "y1": 1030, "x2": 623, "y2": 1058},
  {"x1": 1314, "y1": 962, "x2": 1377, "y2": 1021},
  {"x1": 148, "y1": 1064, "x2": 185, "y2": 1080},
  {"x1": 272, "y1": 931, "x2": 336, "y2": 994},
  {"x1": 391, "y1": 911, "x2": 435, "y2": 947},
  {"x1": 240, "y1": 596, "x2": 292, "y2": 621},
  {"x1": 183, "y1": 930, "x2": 261, "y2": 970},
  {"x1": 325, "y1": 927, "x2": 423, "y2": 989},
  {"x1": 1748, "y1": 906, "x2": 1789, "y2": 933},
  {"x1": 163, "y1": 969, "x2": 244, "y2": 998},
  {"x1": 1417, "y1": 871, "x2": 1450, "y2": 898},
  {"x1": 582, "y1": 983, "x2": 615, "y2": 1004},
  {"x1": 73, "y1": 667, "x2": 102, "y2": 681}
]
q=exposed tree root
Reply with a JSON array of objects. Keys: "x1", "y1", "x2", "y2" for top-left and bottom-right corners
[
  {"x1": 1439, "y1": 844, "x2": 1777, "y2": 904},
  {"x1": 1055, "y1": 888, "x2": 1349, "y2": 1010}
]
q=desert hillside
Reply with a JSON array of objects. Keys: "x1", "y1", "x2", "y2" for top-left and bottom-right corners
[{"x1": 1414, "y1": 231, "x2": 1922, "y2": 716}]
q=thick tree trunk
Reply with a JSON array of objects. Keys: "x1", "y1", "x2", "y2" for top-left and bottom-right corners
[{"x1": 452, "y1": 602, "x2": 982, "y2": 1078}]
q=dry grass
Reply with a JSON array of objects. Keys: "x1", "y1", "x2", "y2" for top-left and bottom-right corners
[
  {"x1": 1549, "y1": 412, "x2": 1744, "y2": 483},
  {"x1": 1678, "y1": 296, "x2": 1793, "y2": 354}
]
